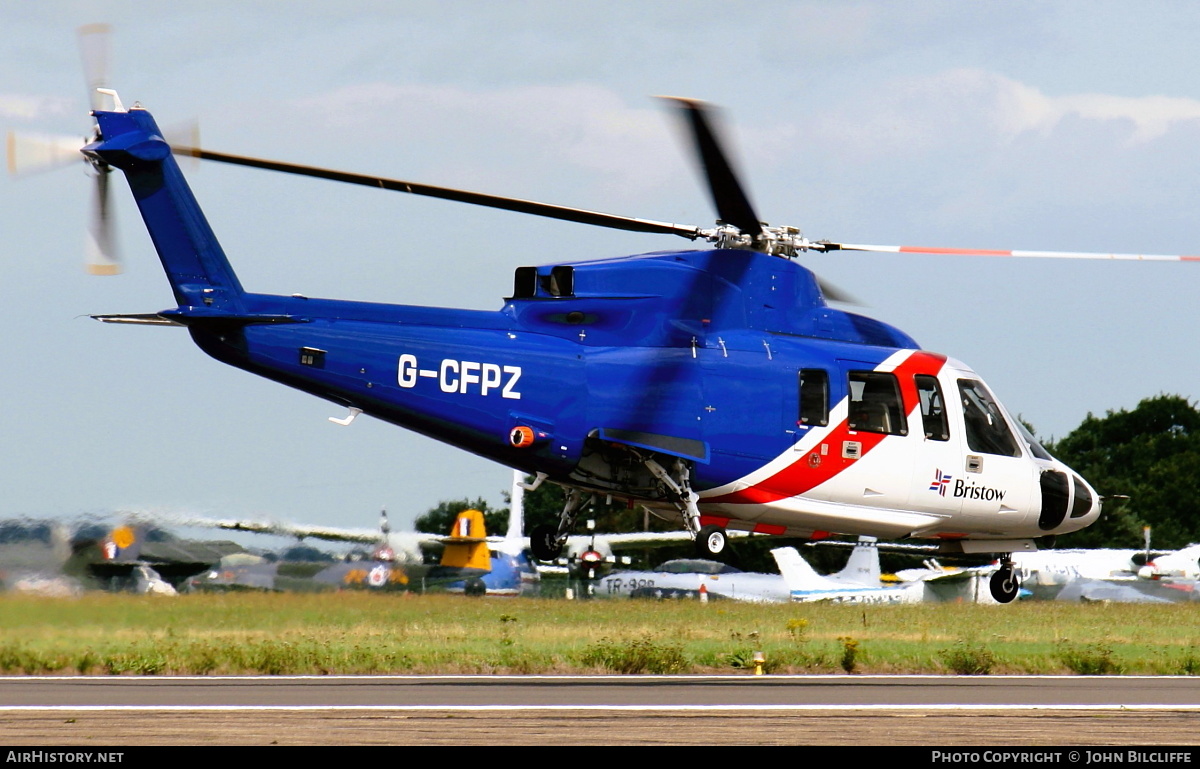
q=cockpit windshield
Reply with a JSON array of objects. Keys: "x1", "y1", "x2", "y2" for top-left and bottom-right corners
[
  {"x1": 957, "y1": 379, "x2": 1021, "y2": 458},
  {"x1": 1014, "y1": 418, "x2": 1055, "y2": 461}
]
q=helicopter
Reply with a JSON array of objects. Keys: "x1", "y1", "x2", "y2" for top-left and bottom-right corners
[{"x1": 74, "y1": 80, "x2": 1200, "y2": 605}]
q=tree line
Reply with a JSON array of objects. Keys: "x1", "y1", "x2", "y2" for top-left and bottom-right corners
[{"x1": 1045, "y1": 394, "x2": 1200, "y2": 549}]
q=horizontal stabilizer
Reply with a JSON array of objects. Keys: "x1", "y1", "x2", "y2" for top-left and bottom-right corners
[
  {"x1": 92, "y1": 310, "x2": 304, "y2": 327},
  {"x1": 91, "y1": 313, "x2": 183, "y2": 326}
]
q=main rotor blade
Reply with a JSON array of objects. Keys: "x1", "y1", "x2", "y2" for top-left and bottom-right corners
[
  {"x1": 172, "y1": 146, "x2": 703, "y2": 240},
  {"x1": 816, "y1": 276, "x2": 861, "y2": 306},
  {"x1": 822, "y1": 242, "x2": 1200, "y2": 263},
  {"x1": 663, "y1": 98, "x2": 763, "y2": 239}
]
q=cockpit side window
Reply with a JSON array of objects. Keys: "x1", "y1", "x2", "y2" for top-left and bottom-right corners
[
  {"x1": 847, "y1": 371, "x2": 908, "y2": 436},
  {"x1": 957, "y1": 379, "x2": 1021, "y2": 457},
  {"x1": 798, "y1": 369, "x2": 829, "y2": 427},
  {"x1": 915, "y1": 374, "x2": 949, "y2": 441}
]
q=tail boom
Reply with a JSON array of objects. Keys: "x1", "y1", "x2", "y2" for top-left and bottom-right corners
[{"x1": 84, "y1": 105, "x2": 244, "y2": 311}]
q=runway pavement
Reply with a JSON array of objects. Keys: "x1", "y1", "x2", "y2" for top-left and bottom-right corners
[{"x1": 0, "y1": 675, "x2": 1197, "y2": 746}]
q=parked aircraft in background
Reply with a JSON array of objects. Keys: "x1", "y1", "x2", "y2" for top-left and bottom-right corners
[
  {"x1": 891, "y1": 558, "x2": 1007, "y2": 604},
  {"x1": 773, "y1": 541, "x2": 925, "y2": 604},
  {"x1": 1054, "y1": 577, "x2": 1200, "y2": 604},
  {"x1": 187, "y1": 509, "x2": 436, "y2": 567},
  {"x1": 186, "y1": 550, "x2": 487, "y2": 594},
  {"x1": 183, "y1": 470, "x2": 699, "y2": 590},
  {"x1": 1006, "y1": 542, "x2": 1200, "y2": 598},
  {"x1": 187, "y1": 509, "x2": 530, "y2": 595},
  {"x1": 594, "y1": 535, "x2": 1012, "y2": 603},
  {"x1": 0, "y1": 519, "x2": 235, "y2": 595},
  {"x1": 808, "y1": 531, "x2": 1200, "y2": 601},
  {"x1": 1135, "y1": 544, "x2": 1200, "y2": 581},
  {"x1": 596, "y1": 536, "x2": 897, "y2": 603},
  {"x1": 594, "y1": 558, "x2": 790, "y2": 602},
  {"x1": 0, "y1": 520, "x2": 81, "y2": 596},
  {"x1": 1021, "y1": 537, "x2": 1200, "y2": 603},
  {"x1": 93, "y1": 524, "x2": 244, "y2": 591},
  {"x1": 1009, "y1": 549, "x2": 1142, "y2": 591}
]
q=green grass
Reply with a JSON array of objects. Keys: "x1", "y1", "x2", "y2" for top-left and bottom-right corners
[{"x1": 2, "y1": 592, "x2": 1199, "y2": 675}]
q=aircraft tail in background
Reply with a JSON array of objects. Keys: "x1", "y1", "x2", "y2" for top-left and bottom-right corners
[
  {"x1": 837, "y1": 536, "x2": 881, "y2": 586},
  {"x1": 438, "y1": 509, "x2": 492, "y2": 572},
  {"x1": 772, "y1": 543, "x2": 924, "y2": 604},
  {"x1": 99, "y1": 523, "x2": 144, "y2": 563}
]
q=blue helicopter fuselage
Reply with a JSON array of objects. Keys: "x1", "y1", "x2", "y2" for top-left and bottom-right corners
[{"x1": 85, "y1": 104, "x2": 1102, "y2": 549}]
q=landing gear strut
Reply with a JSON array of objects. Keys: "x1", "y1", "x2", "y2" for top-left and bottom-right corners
[
  {"x1": 530, "y1": 488, "x2": 590, "y2": 562},
  {"x1": 644, "y1": 457, "x2": 729, "y2": 560},
  {"x1": 989, "y1": 555, "x2": 1020, "y2": 604}
]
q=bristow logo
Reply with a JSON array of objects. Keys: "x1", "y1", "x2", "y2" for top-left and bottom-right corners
[
  {"x1": 929, "y1": 469, "x2": 952, "y2": 496},
  {"x1": 952, "y1": 479, "x2": 1006, "y2": 501}
]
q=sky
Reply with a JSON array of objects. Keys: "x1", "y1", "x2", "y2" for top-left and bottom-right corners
[{"x1": 2, "y1": 1, "x2": 1199, "y2": 539}]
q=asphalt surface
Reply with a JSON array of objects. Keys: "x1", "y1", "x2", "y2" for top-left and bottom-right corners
[{"x1": 1, "y1": 676, "x2": 1198, "y2": 746}]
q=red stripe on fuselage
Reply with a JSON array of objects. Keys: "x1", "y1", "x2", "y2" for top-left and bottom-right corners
[{"x1": 706, "y1": 351, "x2": 948, "y2": 505}]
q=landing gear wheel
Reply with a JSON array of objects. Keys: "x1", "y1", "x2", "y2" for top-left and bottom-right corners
[
  {"x1": 989, "y1": 567, "x2": 1019, "y2": 604},
  {"x1": 530, "y1": 524, "x2": 564, "y2": 561},
  {"x1": 463, "y1": 578, "x2": 487, "y2": 597},
  {"x1": 695, "y1": 525, "x2": 728, "y2": 559}
]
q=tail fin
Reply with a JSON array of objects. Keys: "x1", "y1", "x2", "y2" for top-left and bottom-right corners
[
  {"x1": 100, "y1": 523, "x2": 144, "y2": 563},
  {"x1": 83, "y1": 102, "x2": 244, "y2": 311},
  {"x1": 439, "y1": 509, "x2": 491, "y2": 571},
  {"x1": 771, "y1": 547, "x2": 835, "y2": 592},
  {"x1": 837, "y1": 536, "x2": 881, "y2": 586}
]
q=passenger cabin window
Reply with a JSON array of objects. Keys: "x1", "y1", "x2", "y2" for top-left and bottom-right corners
[
  {"x1": 847, "y1": 371, "x2": 907, "y2": 436},
  {"x1": 957, "y1": 379, "x2": 1021, "y2": 457},
  {"x1": 915, "y1": 375, "x2": 949, "y2": 441},
  {"x1": 798, "y1": 369, "x2": 829, "y2": 427}
]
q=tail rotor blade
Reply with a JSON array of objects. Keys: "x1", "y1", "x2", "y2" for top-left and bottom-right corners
[
  {"x1": 6, "y1": 131, "x2": 85, "y2": 177},
  {"x1": 78, "y1": 23, "x2": 112, "y2": 112},
  {"x1": 663, "y1": 97, "x2": 763, "y2": 239},
  {"x1": 86, "y1": 169, "x2": 120, "y2": 275},
  {"x1": 79, "y1": 23, "x2": 121, "y2": 275}
]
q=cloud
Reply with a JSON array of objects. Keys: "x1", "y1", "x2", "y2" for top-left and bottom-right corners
[
  {"x1": 996, "y1": 75, "x2": 1200, "y2": 143},
  {"x1": 0, "y1": 93, "x2": 73, "y2": 121},
  {"x1": 808, "y1": 69, "x2": 1200, "y2": 163},
  {"x1": 284, "y1": 82, "x2": 688, "y2": 202}
]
